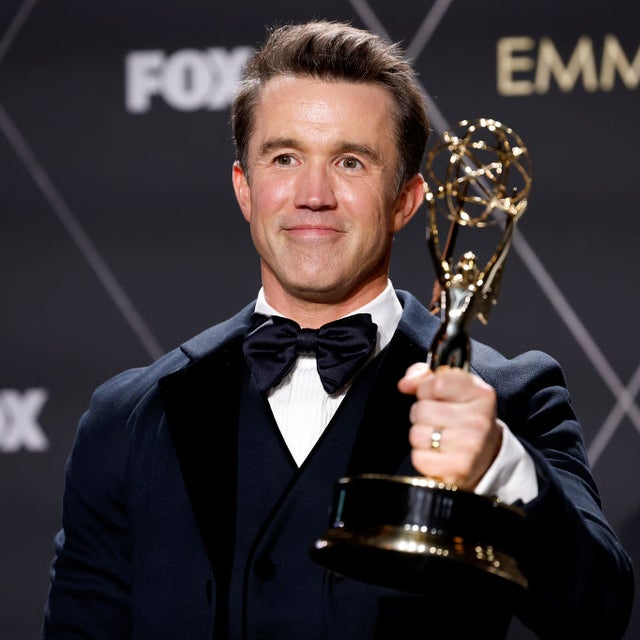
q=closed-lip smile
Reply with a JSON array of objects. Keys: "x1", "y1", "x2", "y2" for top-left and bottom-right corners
[{"x1": 284, "y1": 223, "x2": 344, "y2": 236}]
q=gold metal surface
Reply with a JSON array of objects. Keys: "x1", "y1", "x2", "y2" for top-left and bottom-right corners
[
  {"x1": 316, "y1": 526, "x2": 528, "y2": 589},
  {"x1": 425, "y1": 118, "x2": 532, "y2": 368}
]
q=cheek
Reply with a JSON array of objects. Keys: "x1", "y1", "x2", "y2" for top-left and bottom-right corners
[
  {"x1": 248, "y1": 181, "x2": 291, "y2": 251},
  {"x1": 338, "y1": 179, "x2": 384, "y2": 215},
  {"x1": 251, "y1": 174, "x2": 293, "y2": 213},
  {"x1": 345, "y1": 186, "x2": 397, "y2": 239}
]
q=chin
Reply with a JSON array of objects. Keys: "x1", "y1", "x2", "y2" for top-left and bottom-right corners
[{"x1": 287, "y1": 280, "x2": 346, "y2": 302}]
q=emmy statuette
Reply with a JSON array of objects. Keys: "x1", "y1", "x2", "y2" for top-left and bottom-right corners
[{"x1": 312, "y1": 119, "x2": 532, "y2": 595}]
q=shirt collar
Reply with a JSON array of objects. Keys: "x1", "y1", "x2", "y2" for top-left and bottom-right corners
[{"x1": 254, "y1": 280, "x2": 402, "y2": 355}]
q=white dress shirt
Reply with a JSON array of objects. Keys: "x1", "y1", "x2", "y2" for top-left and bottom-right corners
[{"x1": 253, "y1": 281, "x2": 538, "y2": 504}]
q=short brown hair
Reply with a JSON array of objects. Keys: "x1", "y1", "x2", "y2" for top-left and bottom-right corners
[{"x1": 231, "y1": 21, "x2": 430, "y2": 189}]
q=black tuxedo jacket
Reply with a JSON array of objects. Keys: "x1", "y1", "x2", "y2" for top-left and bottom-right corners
[{"x1": 42, "y1": 291, "x2": 633, "y2": 639}]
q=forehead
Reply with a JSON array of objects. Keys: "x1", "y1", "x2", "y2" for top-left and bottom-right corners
[{"x1": 249, "y1": 76, "x2": 398, "y2": 149}]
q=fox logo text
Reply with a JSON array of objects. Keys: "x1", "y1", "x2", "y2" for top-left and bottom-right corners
[
  {"x1": 0, "y1": 389, "x2": 49, "y2": 453},
  {"x1": 126, "y1": 47, "x2": 252, "y2": 113}
]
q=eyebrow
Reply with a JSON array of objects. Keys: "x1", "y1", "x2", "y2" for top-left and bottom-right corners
[
  {"x1": 258, "y1": 137, "x2": 299, "y2": 156},
  {"x1": 338, "y1": 143, "x2": 384, "y2": 165},
  {"x1": 258, "y1": 137, "x2": 385, "y2": 165}
]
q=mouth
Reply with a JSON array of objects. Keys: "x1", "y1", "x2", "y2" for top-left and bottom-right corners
[{"x1": 284, "y1": 224, "x2": 344, "y2": 238}]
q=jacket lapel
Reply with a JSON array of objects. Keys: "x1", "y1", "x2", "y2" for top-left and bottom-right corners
[{"x1": 158, "y1": 337, "x2": 246, "y2": 585}]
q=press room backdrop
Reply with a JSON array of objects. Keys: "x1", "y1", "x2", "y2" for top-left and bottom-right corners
[{"x1": 1, "y1": 0, "x2": 639, "y2": 637}]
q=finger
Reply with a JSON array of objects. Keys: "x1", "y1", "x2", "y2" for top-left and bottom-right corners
[
  {"x1": 397, "y1": 361, "x2": 430, "y2": 395},
  {"x1": 409, "y1": 397, "x2": 473, "y2": 429},
  {"x1": 416, "y1": 366, "x2": 494, "y2": 403},
  {"x1": 408, "y1": 424, "x2": 444, "y2": 451},
  {"x1": 410, "y1": 432, "x2": 477, "y2": 488},
  {"x1": 410, "y1": 448, "x2": 461, "y2": 486},
  {"x1": 409, "y1": 415, "x2": 486, "y2": 454},
  {"x1": 409, "y1": 419, "x2": 502, "y2": 489}
]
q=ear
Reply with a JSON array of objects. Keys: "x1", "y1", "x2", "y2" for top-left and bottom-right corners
[
  {"x1": 391, "y1": 174, "x2": 425, "y2": 232},
  {"x1": 232, "y1": 161, "x2": 252, "y2": 222}
]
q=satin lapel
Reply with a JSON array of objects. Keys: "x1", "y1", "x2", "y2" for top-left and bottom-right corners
[
  {"x1": 158, "y1": 336, "x2": 245, "y2": 584},
  {"x1": 346, "y1": 329, "x2": 428, "y2": 476}
]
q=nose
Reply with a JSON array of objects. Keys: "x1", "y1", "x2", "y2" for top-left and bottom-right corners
[{"x1": 293, "y1": 162, "x2": 337, "y2": 211}]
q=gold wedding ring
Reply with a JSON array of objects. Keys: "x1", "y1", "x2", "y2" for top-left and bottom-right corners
[{"x1": 430, "y1": 428, "x2": 443, "y2": 450}]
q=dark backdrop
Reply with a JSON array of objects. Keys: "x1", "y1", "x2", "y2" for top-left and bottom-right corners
[{"x1": 1, "y1": 1, "x2": 639, "y2": 638}]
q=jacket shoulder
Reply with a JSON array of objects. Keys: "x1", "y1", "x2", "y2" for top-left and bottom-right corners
[
  {"x1": 90, "y1": 300, "x2": 255, "y2": 415},
  {"x1": 470, "y1": 341, "x2": 568, "y2": 397}
]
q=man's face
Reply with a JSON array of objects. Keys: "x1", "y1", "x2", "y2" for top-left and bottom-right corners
[{"x1": 233, "y1": 76, "x2": 423, "y2": 316}]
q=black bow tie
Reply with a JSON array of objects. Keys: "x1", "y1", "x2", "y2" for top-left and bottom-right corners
[{"x1": 243, "y1": 313, "x2": 378, "y2": 394}]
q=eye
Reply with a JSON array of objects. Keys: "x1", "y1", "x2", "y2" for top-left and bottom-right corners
[
  {"x1": 274, "y1": 154, "x2": 296, "y2": 166},
  {"x1": 339, "y1": 156, "x2": 363, "y2": 170}
]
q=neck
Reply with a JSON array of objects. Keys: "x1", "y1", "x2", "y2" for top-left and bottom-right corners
[{"x1": 262, "y1": 280, "x2": 388, "y2": 328}]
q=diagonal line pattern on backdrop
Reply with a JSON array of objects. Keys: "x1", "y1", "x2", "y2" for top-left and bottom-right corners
[
  {"x1": 513, "y1": 232, "x2": 640, "y2": 460},
  {"x1": 0, "y1": 102, "x2": 165, "y2": 360},
  {"x1": 0, "y1": 0, "x2": 37, "y2": 66},
  {"x1": 589, "y1": 364, "x2": 640, "y2": 464},
  {"x1": 349, "y1": 0, "x2": 451, "y2": 135},
  {"x1": 405, "y1": 0, "x2": 455, "y2": 62},
  {"x1": 0, "y1": 2, "x2": 164, "y2": 361},
  {"x1": 348, "y1": 0, "x2": 640, "y2": 466}
]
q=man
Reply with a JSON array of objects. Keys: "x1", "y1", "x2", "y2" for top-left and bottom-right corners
[{"x1": 43, "y1": 20, "x2": 633, "y2": 639}]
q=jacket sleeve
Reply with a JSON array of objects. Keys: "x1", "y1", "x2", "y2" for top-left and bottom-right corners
[
  {"x1": 476, "y1": 346, "x2": 634, "y2": 639},
  {"x1": 41, "y1": 369, "x2": 146, "y2": 639}
]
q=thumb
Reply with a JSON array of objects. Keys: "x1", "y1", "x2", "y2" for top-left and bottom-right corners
[{"x1": 397, "y1": 361, "x2": 430, "y2": 395}]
